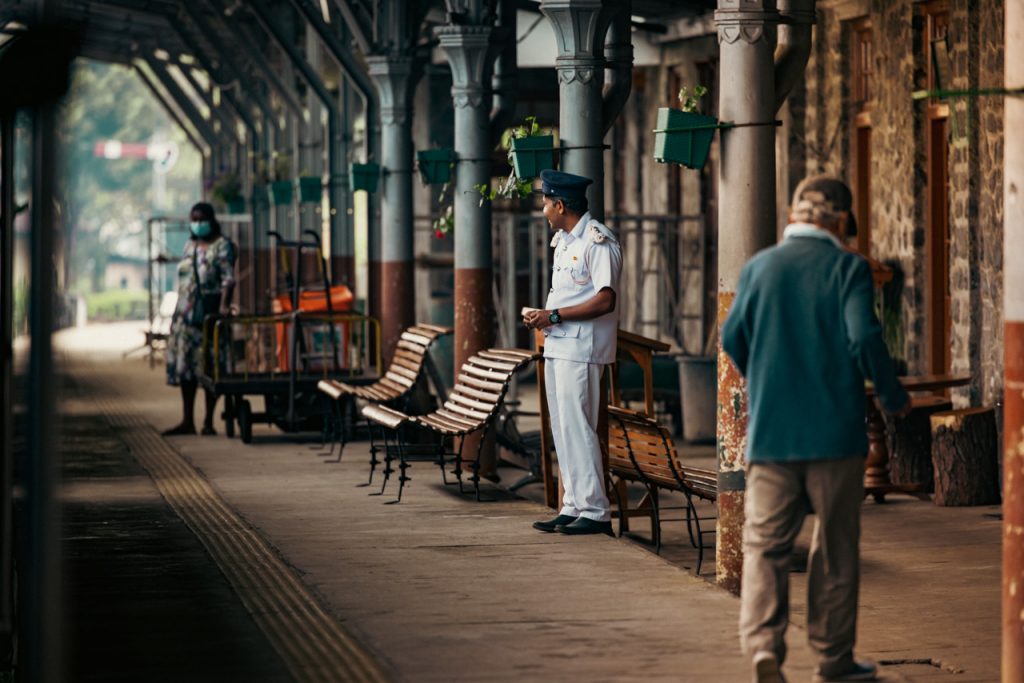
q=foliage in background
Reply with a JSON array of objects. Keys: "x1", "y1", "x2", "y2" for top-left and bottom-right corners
[
  {"x1": 59, "y1": 60, "x2": 201, "y2": 298},
  {"x1": 677, "y1": 85, "x2": 708, "y2": 113},
  {"x1": 85, "y1": 289, "x2": 149, "y2": 321},
  {"x1": 210, "y1": 170, "x2": 243, "y2": 206},
  {"x1": 432, "y1": 182, "x2": 454, "y2": 239}
]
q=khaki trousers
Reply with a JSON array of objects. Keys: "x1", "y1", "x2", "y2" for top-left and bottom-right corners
[{"x1": 739, "y1": 455, "x2": 864, "y2": 675}]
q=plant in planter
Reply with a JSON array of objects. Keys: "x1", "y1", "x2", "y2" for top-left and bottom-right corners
[
  {"x1": 417, "y1": 148, "x2": 455, "y2": 185},
  {"x1": 654, "y1": 84, "x2": 718, "y2": 170},
  {"x1": 432, "y1": 182, "x2": 454, "y2": 239},
  {"x1": 211, "y1": 170, "x2": 245, "y2": 214},
  {"x1": 350, "y1": 161, "x2": 380, "y2": 192},
  {"x1": 270, "y1": 153, "x2": 294, "y2": 205},
  {"x1": 251, "y1": 158, "x2": 270, "y2": 209},
  {"x1": 473, "y1": 116, "x2": 553, "y2": 205}
]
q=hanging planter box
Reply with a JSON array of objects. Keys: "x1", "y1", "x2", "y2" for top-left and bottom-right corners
[
  {"x1": 653, "y1": 108, "x2": 719, "y2": 170},
  {"x1": 270, "y1": 180, "x2": 294, "y2": 205},
  {"x1": 417, "y1": 148, "x2": 455, "y2": 185},
  {"x1": 226, "y1": 197, "x2": 246, "y2": 214},
  {"x1": 350, "y1": 162, "x2": 380, "y2": 192},
  {"x1": 298, "y1": 176, "x2": 323, "y2": 203},
  {"x1": 509, "y1": 135, "x2": 555, "y2": 179}
]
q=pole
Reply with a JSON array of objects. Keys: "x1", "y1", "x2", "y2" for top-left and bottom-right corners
[
  {"x1": 1003, "y1": 1, "x2": 1024, "y2": 678},
  {"x1": 712, "y1": 0, "x2": 780, "y2": 595}
]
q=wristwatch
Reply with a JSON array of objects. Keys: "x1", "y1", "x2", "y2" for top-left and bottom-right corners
[{"x1": 548, "y1": 309, "x2": 562, "y2": 325}]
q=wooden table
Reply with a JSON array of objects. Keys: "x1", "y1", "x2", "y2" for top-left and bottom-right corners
[{"x1": 864, "y1": 373, "x2": 971, "y2": 502}]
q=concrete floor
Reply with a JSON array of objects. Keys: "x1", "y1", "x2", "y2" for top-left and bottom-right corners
[{"x1": 51, "y1": 323, "x2": 1000, "y2": 682}]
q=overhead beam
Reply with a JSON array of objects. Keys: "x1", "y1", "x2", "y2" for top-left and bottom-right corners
[{"x1": 134, "y1": 59, "x2": 208, "y2": 156}]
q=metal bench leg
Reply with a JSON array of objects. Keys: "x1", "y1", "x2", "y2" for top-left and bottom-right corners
[
  {"x1": 610, "y1": 477, "x2": 626, "y2": 538},
  {"x1": 436, "y1": 436, "x2": 452, "y2": 485},
  {"x1": 361, "y1": 422, "x2": 382, "y2": 487},
  {"x1": 453, "y1": 436, "x2": 465, "y2": 494},
  {"x1": 469, "y1": 425, "x2": 493, "y2": 502},
  {"x1": 648, "y1": 485, "x2": 662, "y2": 554},
  {"x1": 391, "y1": 430, "x2": 411, "y2": 504},
  {"x1": 684, "y1": 493, "x2": 699, "y2": 549}
]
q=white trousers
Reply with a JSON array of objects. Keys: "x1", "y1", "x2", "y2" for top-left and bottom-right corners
[{"x1": 545, "y1": 358, "x2": 610, "y2": 522}]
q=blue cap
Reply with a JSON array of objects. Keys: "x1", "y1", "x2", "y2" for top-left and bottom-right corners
[{"x1": 539, "y1": 170, "x2": 593, "y2": 201}]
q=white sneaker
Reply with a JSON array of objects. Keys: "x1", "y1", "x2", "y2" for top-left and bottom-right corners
[{"x1": 753, "y1": 651, "x2": 787, "y2": 683}]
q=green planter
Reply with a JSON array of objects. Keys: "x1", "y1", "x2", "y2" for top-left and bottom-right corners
[
  {"x1": 298, "y1": 176, "x2": 323, "y2": 203},
  {"x1": 653, "y1": 108, "x2": 718, "y2": 170},
  {"x1": 226, "y1": 197, "x2": 246, "y2": 214},
  {"x1": 270, "y1": 180, "x2": 294, "y2": 206},
  {"x1": 350, "y1": 162, "x2": 380, "y2": 192},
  {"x1": 417, "y1": 148, "x2": 455, "y2": 185},
  {"x1": 509, "y1": 135, "x2": 555, "y2": 179}
]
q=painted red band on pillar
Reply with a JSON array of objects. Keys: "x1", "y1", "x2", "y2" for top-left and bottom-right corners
[
  {"x1": 455, "y1": 267, "x2": 496, "y2": 478},
  {"x1": 381, "y1": 261, "x2": 414, "y2": 365},
  {"x1": 717, "y1": 289, "x2": 747, "y2": 593}
]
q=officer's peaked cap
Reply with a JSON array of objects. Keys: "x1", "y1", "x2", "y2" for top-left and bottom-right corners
[{"x1": 540, "y1": 170, "x2": 593, "y2": 201}]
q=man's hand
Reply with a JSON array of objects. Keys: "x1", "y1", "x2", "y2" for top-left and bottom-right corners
[{"x1": 523, "y1": 309, "x2": 553, "y2": 330}]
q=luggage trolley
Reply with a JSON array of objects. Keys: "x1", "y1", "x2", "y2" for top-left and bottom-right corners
[{"x1": 198, "y1": 230, "x2": 381, "y2": 443}]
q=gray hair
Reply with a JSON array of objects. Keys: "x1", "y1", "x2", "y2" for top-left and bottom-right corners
[{"x1": 790, "y1": 175, "x2": 854, "y2": 229}]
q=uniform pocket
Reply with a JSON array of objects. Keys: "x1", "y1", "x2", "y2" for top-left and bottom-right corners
[{"x1": 548, "y1": 322, "x2": 581, "y2": 338}]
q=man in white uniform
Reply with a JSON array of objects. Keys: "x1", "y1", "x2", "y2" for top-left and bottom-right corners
[{"x1": 523, "y1": 170, "x2": 623, "y2": 536}]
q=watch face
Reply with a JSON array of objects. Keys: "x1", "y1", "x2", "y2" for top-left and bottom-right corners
[{"x1": 550, "y1": 311, "x2": 561, "y2": 324}]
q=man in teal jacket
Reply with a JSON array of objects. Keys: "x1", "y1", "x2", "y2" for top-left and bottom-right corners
[{"x1": 722, "y1": 176, "x2": 910, "y2": 683}]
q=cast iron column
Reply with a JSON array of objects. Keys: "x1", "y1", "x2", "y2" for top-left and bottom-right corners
[
  {"x1": 1004, "y1": 1, "x2": 1024, "y2": 678},
  {"x1": 713, "y1": 0, "x2": 780, "y2": 595},
  {"x1": 540, "y1": 0, "x2": 613, "y2": 220},
  {"x1": 437, "y1": 24, "x2": 496, "y2": 381},
  {"x1": 368, "y1": 56, "x2": 416, "y2": 362}
]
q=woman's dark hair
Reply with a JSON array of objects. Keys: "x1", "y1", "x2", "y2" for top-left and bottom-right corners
[{"x1": 189, "y1": 202, "x2": 223, "y2": 240}]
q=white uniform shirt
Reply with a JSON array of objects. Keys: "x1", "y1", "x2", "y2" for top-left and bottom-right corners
[{"x1": 542, "y1": 212, "x2": 622, "y2": 365}]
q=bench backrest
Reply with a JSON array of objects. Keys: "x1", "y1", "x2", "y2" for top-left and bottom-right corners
[
  {"x1": 430, "y1": 349, "x2": 540, "y2": 432},
  {"x1": 380, "y1": 323, "x2": 452, "y2": 395},
  {"x1": 607, "y1": 405, "x2": 716, "y2": 501}
]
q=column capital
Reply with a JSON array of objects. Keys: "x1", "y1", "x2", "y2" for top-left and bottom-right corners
[
  {"x1": 436, "y1": 25, "x2": 495, "y2": 109},
  {"x1": 539, "y1": 0, "x2": 613, "y2": 60},
  {"x1": 714, "y1": 0, "x2": 780, "y2": 45},
  {"x1": 367, "y1": 56, "x2": 416, "y2": 125}
]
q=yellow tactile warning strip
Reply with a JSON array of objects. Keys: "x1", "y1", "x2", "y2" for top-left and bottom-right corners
[{"x1": 95, "y1": 398, "x2": 390, "y2": 683}]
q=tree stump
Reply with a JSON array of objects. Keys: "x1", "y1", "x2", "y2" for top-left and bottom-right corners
[
  {"x1": 887, "y1": 395, "x2": 952, "y2": 492},
  {"x1": 930, "y1": 407, "x2": 1001, "y2": 506}
]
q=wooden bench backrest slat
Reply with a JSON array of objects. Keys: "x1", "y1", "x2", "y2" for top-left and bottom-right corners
[
  {"x1": 456, "y1": 373, "x2": 505, "y2": 395},
  {"x1": 384, "y1": 370, "x2": 415, "y2": 388},
  {"x1": 467, "y1": 356, "x2": 518, "y2": 373},
  {"x1": 463, "y1": 364, "x2": 513, "y2": 383},
  {"x1": 388, "y1": 364, "x2": 419, "y2": 383},
  {"x1": 453, "y1": 384, "x2": 503, "y2": 404},
  {"x1": 435, "y1": 408, "x2": 484, "y2": 428},
  {"x1": 442, "y1": 401, "x2": 491, "y2": 423},
  {"x1": 400, "y1": 331, "x2": 434, "y2": 347},
  {"x1": 448, "y1": 391, "x2": 499, "y2": 415},
  {"x1": 395, "y1": 338, "x2": 429, "y2": 355}
]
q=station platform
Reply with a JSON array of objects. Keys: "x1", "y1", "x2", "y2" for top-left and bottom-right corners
[{"x1": 51, "y1": 323, "x2": 1000, "y2": 682}]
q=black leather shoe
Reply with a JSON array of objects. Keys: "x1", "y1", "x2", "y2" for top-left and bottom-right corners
[
  {"x1": 532, "y1": 514, "x2": 578, "y2": 533},
  {"x1": 556, "y1": 517, "x2": 613, "y2": 535}
]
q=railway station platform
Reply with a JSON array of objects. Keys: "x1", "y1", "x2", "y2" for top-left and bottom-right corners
[{"x1": 49, "y1": 322, "x2": 1000, "y2": 682}]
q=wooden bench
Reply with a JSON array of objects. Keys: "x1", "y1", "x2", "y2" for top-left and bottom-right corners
[
  {"x1": 607, "y1": 405, "x2": 717, "y2": 573},
  {"x1": 317, "y1": 323, "x2": 452, "y2": 465},
  {"x1": 361, "y1": 348, "x2": 540, "y2": 502}
]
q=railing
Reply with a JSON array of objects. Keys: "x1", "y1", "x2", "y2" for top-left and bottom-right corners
[{"x1": 414, "y1": 211, "x2": 707, "y2": 354}]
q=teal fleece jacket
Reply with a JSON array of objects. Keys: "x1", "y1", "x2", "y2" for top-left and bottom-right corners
[{"x1": 721, "y1": 231, "x2": 909, "y2": 463}]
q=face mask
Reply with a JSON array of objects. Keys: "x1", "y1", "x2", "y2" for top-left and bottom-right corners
[{"x1": 190, "y1": 221, "x2": 212, "y2": 238}]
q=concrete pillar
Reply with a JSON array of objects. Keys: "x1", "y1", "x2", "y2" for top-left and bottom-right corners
[
  {"x1": 713, "y1": 0, "x2": 780, "y2": 595},
  {"x1": 540, "y1": 0, "x2": 613, "y2": 221},
  {"x1": 1003, "y1": 2, "x2": 1024, "y2": 678},
  {"x1": 437, "y1": 25, "x2": 496, "y2": 377},
  {"x1": 368, "y1": 56, "x2": 417, "y2": 362},
  {"x1": 331, "y1": 78, "x2": 355, "y2": 288}
]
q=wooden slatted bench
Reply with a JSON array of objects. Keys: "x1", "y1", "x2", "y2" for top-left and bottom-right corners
[
  {"x1": 317, "y1": 323, "x2": 452, "y2": 469},
  {"x1": 607, "y1": 405, "x2": 717, "y2": 573},
  {"x1": 361, "y1": 348, "x2": 540, "y2": 502}
]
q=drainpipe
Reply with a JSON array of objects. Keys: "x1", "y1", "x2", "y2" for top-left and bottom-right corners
[
  {"x1": 601, "y1": 0, "x2": 633, "y2": 135},
  {"x1": 540, "y1": 0, "x2": 615, "y2": 221},
  {"x1": 713, "y1": 0, "x2": 815, "y2": 595},
  {"x1": 1003, "y1": 2, "x2": 1024, "y2": 679},
  {"x1": 489, "y1": 0, "x2": 518, "y2": 146}
]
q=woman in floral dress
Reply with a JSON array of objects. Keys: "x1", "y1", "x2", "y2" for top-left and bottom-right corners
[{"x1": 163, "y1": 202, "x2": 236, "y2": 436}]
